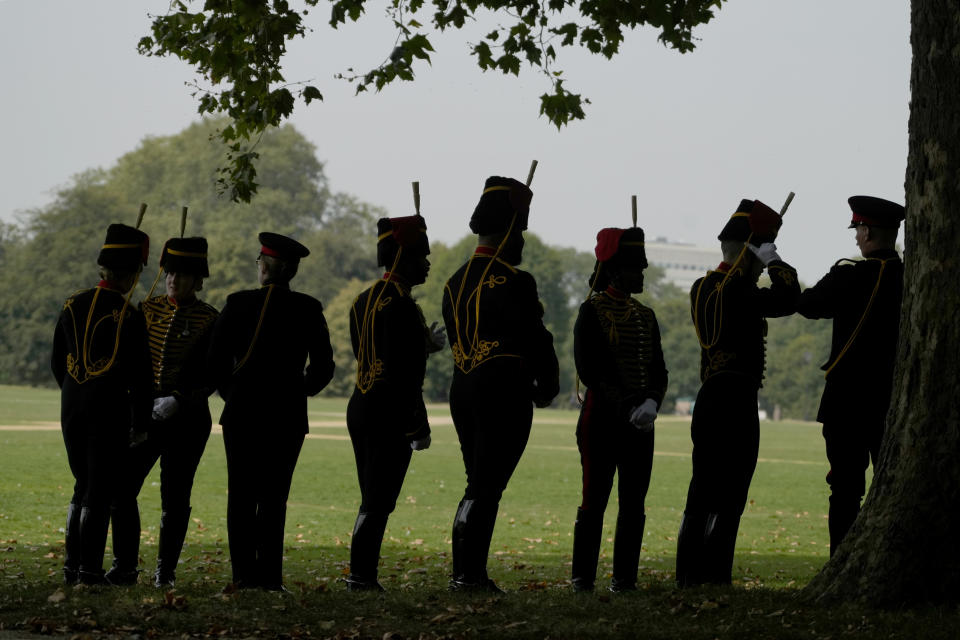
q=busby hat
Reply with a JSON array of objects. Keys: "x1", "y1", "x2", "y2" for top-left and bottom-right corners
[
  {"x1": 594, "y1": 227, "x2": 647, "y2": 267},
  {"x1": 376, "y1": 215, "x2": 430, "y2": 267},
  {"x1": 717, "y1": 199, "x2": 782, "y2": 245},
  {"x1": 160, "y1": 237, "x2": 209, "y2": 278},
  {"x1": 468, "y1": 176, "x2": 533, "y2": 235},
  {"x1": 258, "y1": 232, "x2": 310, "y2": 261},
  {"x1": 847, "y1": 196, "x2": 905, "y2": 228},
  {"x1": 97, "y1": 223, "x2": 149, "y2": 272}
]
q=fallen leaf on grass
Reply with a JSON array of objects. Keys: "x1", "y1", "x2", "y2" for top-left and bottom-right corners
[
  {"x1": 47, "y1": 589, "x2": 66, "y2": 603},
  {"x1": 162, "y1": 590, "x2": 187, "y2": 610}
]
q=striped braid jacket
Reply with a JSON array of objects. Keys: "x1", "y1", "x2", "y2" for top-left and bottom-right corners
[
  {"x1": 140, "y1": 295, "x2": 219, "y2": 401},
  {"x1": 574, "y1": 289, "x2": 668, "y2": 410}
]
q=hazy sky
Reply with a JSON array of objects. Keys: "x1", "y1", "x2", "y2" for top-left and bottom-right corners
[{"x1": 1, "y1": 1, "x2": 910, "y2": 284}]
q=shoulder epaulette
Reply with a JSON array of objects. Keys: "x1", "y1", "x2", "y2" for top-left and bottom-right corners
[{"x1": 834, "y1": 258, "x2": 858, "y2": 268}]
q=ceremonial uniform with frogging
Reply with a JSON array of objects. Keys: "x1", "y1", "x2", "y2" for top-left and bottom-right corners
[
  {"x1": 51, "y1": 224, "x2": 153, "y2": 585},
  {"x1": 572, "y1": 226, "x2": 668, "y2": 592},
  {"x1": 676, "y1": 200, "x2": 799, "y2": 587},
  {"x1": 207, "y1": 232, "x2": 335, "y2": 590},
  {"x1": 345, "y1": 215, "x2": 440, "y2": 591},
  {"x1": 796, "y1": 196, "x2": 904, "y2": 555},
  {"x1": 442, "y1": 176, "x2": 560, "y2": 591},
  {"x1": 108, "y1": 237, "x2": 219, "y2": 586}
]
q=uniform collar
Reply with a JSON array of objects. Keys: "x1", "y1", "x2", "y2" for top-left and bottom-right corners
[
  {"x1": 863, "y1": 248, "x2": 900, "y2": 261},
  {"x1": 383, "y1": 271, "x2": 411, "y2": 291},
  {"x1": 604, "y1": 286, "x2": 628, "y2": 299},
  {"x1": 97, "y1": 279, "x2": 125, "y2": 292},
  {"x1": 474, "y1": 245, "x2": 497, "y2": 257}
]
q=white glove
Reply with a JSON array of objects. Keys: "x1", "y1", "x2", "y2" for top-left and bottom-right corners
[
  {"x1": 629, "y1": 398, "x2": 658, "y2": 431},
  {"x1": 426, "y1": 321, "x2": 446, "y2": 353},
  {"x1": 410, "y1": 434, "x2": 432, "y2": 451},
  {"x1": 748, "y1": 242, "x2": 781, "y2": 266},
  {"x1": 152, "y1": 395, "x2": 180, "y2": 421}
]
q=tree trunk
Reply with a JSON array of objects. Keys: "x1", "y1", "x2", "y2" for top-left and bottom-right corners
[{"x1": 804, "y1": 0, "x2": 960, "y2": 605}]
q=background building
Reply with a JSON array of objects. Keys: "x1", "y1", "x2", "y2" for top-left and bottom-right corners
[{"x1": 645, "y1": 238, "x2": 720, "y2": 289}]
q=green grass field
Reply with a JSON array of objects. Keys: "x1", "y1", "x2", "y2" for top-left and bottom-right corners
[
  {"x1": 0, "y1": 384, "x2": 833, "y2": 590},
  {"x1": 8, "y1": 384, "x2": 951, "y2": 640}
]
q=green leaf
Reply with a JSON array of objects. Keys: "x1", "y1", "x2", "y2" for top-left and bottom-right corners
[{"x1": 303, "y1": 85, "x2": 323, "y2": 104}]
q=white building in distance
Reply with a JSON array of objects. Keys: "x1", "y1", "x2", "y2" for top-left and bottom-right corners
[{"x1": 645, "y1": 238, "x2": 721, "y2": 290}]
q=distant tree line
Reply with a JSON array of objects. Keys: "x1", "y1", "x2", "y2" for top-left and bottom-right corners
[{"x1": 0, "y1": 119, "x2": 830, "y2": 419}]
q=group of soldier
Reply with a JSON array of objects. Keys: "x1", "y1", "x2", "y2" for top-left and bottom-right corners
[{"x1": 51, "y1": 175, "x2": 904, "y2": 593}]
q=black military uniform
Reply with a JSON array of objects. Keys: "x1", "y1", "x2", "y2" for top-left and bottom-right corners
[
  {"x1": 51, "y1": 224, "x2": 153, "y2": 585},
  {"x1": 207, "y1": 232, "x2": 335, "y2": 590},
  {"x1": 345, "y1": 215, "x2": 437, "y2": 591},
  {"x1": 442, "y1": 176, "x2": 560, "y2": 591},
  {"x1": 796, "y1": 196, "x2": 905, "y2": 555},
  {"x1": 676, "y1": 200, "x2": 799, "y2": 587},
  {"x1": 571, "y1": 227, "x2": 668, "y2": 592},
  {"x1": 108, "y1": 237, "x2": 220, "y2": 586}
]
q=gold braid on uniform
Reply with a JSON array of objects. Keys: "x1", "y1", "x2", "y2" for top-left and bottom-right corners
[
  {"x1": 65, "y1": 276, "x2": 142, "y2": 384},
  {"x1": 589, "y1": 293, "x2": 657, "y2": 393},
  {"x1": 141, "y1": 295, "x2": 219, "y2": 392},
  {"x1": 692, "y1": 237, "x2": 751, "y2": 350},
  {"x1": 232, "y1": 284, "x2": 275, "y2": 374},
  {"x1": 823, "y1": 257, "x2": 891, "y2": 378},
  {"x1": 448, "y1": 203, "x2": 519, "y2": 374},
  {"x1": 354, "y1": 249, "x2": 404, "y2": 393}
]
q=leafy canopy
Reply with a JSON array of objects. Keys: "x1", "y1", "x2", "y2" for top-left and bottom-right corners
[{"x1": 139, "y1": 0, "x2": 723, "y2": 202}]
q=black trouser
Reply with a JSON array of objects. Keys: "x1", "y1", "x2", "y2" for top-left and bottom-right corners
[
  {"x1": 346, "y1": 393, "x2": 413, "y2": 582},
  {"x1": 448, "y1": 369, "x2": 533, "y2": 583},
  {"x1": 111, "y1": 405, "x2": 211, "y2": 574},
  {"x1": 677, "y1": 375, "x2": 759, "y2": 586},
  {"x1": 61, "y1": 414, "x2": 127, "y2": 579},
  {"x1": 822, "y1": 420, "x2": 883, "y2": 555},
  {"x1": 223, "y1": 424, "x2": 304, "y2": 588},
  {"x1": 573, "y1": 389, "x2": 654, "y2": 589}
]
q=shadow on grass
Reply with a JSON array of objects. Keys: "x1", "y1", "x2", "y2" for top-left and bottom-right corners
[{"x1": 3, "y1": 546, "x2": 958, "y2": 639}]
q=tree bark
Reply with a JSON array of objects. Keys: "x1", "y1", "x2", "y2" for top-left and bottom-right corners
[{"x1": 804, "y1": 0, "x2": 960, "y2": 605}]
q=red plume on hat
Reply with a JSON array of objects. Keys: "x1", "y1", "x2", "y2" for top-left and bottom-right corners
[
  {"x1": 594, "y1": 228, "x2": 626, "y2": 262},
  {"x1": 376, "y1": 215, "x2": 429, "y2": 267},
  {"x1": 747, "y1": 200, "x2": 782, "y2": 243}
]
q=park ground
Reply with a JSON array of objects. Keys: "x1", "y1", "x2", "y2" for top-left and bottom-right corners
[{"x1": 1, "y1": 385, "x2": 957, "y2": 639}]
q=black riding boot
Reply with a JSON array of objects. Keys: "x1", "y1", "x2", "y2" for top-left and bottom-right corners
[
  {"x1": 828, "y1": 495, "x2": 859, "y2": 557},
  {"x1": 703, "y1": 512, "x2": 739, "y2": 585},
  {"x1": 449, "y1": 499, "x2": 468, "y2": 584},
  {"x1": 105, "y1": 502, "x2": 142, "y2": 585},
  {"x1": 571, "y1": 507, "x2": 603, "y2": 592},
  {"x1": 63, "y1": 503, "x2": 81, "y2": 585},
  {"x1": 610, "y1": 512, "x2": 645, "y2": 592},
  {"x1": 346, "y1": 511, "x2": 388, "y2": 591},
  {"x1": 675, "y1": 510, "x2": 707, "y2": 588},
  {"x1": 78, "y1": 505, "x2": 110, "y2": 585},
  {"x1": 449, "y1": 500, "x2": 502, "y2": 593},
  {"x1": 155, "y1": 508, "x2": 191, "y2": 588}
]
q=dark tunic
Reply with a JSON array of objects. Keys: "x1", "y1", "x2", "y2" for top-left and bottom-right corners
[
  {"x1": 442, "y1": 251, "x2": 560, "y2": 503},
  {"x1": 685, "y1": 260, "x2": 799, "y2": 513},
  {"x1": 574, "y1": 289, "x2": 668, "y2": 514},
  {"x1": 796, "y1": 249, "x2": 903, "y2": 550},
  {"x1": 51, "y1": 284, "x2": 153, "y2": 510},
  {"x1": 119, "y1": 294, "x2": 220, "y2": 512},
  {"x1": 676, "y1": 259, "x2": 798, "y2": 586},
  {"x1": 797, "y1": 249, "x2": 903, "y2": 427},
  {"x1": 347, "y1": 277, "x2": 430, "y2": 515},
  {"x1": 207, "y1": 283, "x2": 335, "y2": 586}
]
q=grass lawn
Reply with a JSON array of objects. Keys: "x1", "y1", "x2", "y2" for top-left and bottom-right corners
[{"x1": 1, "y1": 384, "x2": 951, "y2": 640}]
